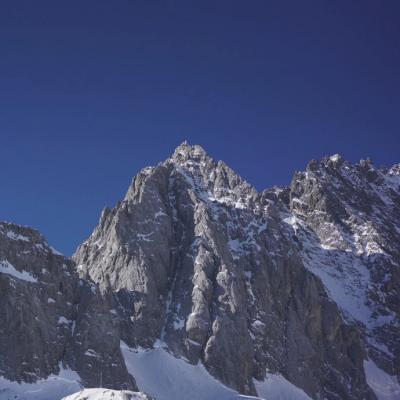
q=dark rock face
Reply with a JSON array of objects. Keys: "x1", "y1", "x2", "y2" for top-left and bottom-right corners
[
  {"x1": 1, "y1": 144, "x2": 399, "y2": 399},
  {"x1": 0, "y1": 222, "x2": 136, "y2": 391}
]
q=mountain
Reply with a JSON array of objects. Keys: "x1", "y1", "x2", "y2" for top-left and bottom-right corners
[{"x1": 1, "y1": 143, "x2": 399, "y2": 400}]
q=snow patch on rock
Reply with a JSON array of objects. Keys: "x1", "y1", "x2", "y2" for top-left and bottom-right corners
[{"x1": 0, "y1": 260, "x2": 38, "y2": 283}]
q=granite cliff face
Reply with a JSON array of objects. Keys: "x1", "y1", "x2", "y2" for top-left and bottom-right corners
[{"x1": 1, "y1": 143, "x2": 399, "y2": 400}]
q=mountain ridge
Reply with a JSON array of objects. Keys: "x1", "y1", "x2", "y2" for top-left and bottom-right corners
[{"x1": 1, "y1": 143, "x2": 399, "y2": 400}]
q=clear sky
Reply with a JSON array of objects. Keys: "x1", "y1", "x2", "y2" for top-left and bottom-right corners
[{"x1": 1, "y1": 1, "x2": 399, "y2": 255}]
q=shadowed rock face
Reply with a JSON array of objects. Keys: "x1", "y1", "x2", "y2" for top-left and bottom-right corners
[
  {"x1": 0, "y1": 221, "x2": 136, "y2": 391},
  {"x1": 72, "y1": 143, "x2": 400, "y2": 399}
]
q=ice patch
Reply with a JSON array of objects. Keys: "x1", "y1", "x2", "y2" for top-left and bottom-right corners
[{"x1": 0, "y1": 260, "x2": 38, "y2": 283}]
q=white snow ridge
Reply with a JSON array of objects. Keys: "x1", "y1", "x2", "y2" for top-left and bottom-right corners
[{"x1": 61, "y1": 388, "x2": 149, "y2": 400}]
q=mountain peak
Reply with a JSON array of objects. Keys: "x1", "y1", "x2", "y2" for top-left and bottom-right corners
[
  {"x1": 171, "y1": 141, "x2": 209, "y2": 163},
  {"x1": 328, "y1": 153, "x2": 342, "y2": 163}
]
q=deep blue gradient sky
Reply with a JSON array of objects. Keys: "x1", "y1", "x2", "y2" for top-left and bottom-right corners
[{"x1": 1, "y1": 1, "x2": 399, "y2": 255}]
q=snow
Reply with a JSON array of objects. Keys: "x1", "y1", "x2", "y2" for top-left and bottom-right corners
[
  {"x1": 364, "y1": 359, "x2": 400, "y2": 400},
  {"x1": 120, "y1": 341, "x2": 258, "y2": 400},
  {"x1": 283, "y1": 215, "x2": 374, "y2": 326},
  {"x1": 120, "y1": 341, "x2": 311, "y2": 400},
  {"x1": 254, "y1": 373, "x2": 312, "y2": 400},
  {"x1": 154, "y1": 211, "x2": 167, "y2": 218},
  {"x1": 34, "y1": 243, "x2": 44, "y2": 251},
  {"x1": 329, "y1": 154, "x2": 341, "y2": 163},
  {"x1": 85, "y1": 349, "x2": 101, "y2": 359},
  {"x1": 61, "y1": 388, "x2": 149, "y2": 400},
  {"x1": 0, "y1": 260, "x2": 38, "y2": 283},
  {"x1": 58, "y1": 316, "x2": 70, "y2": 325},
  {"x1": 173, "y1": 157, "x2": 253, "y2": 212},
  {"x1": 136, "y1": 233, "x2": 154, "y2": 242},
  {"x1": 251, "y1": 320, "x2": 265, "y2": 330},
  {"x1": 283, "y1": 200, "x2": 400, "y2": 339},
  {"x1": 173, "y1": 317, "x2": 185, "y2": 330},
  {"x1": 228, "y1": 239, "x2": 242, "y2": 259},
  {"x1": 50, "y1": 246, "x2": 63, "y2": 256},
  {"x1": 257, "y1": 222, "x2": 267, "y2": 234},
  {"x1": 283, "y1": 215, "x2": 302, "y2": 233},
  {"x1": 305, "y1": 250, "x2": 372, "y2": 325},
  {"x1": 6, "y1": 231, "x2": 30, "y2": 242},
  {"x1": 0, "y1": 365, "x2": 81, "y2": 400},
  {"x1": 89, "y1": 282, "x2": 97, "y2": 294}
]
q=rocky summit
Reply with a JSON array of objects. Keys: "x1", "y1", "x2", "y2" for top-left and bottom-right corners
[{"x1": 1, "y1": 143, "x2": 399, "y2": 400}]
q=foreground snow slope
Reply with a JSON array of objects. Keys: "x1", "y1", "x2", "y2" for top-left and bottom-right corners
[
  {"x1": 0, "y1": 366, "x2": 80, "y2": 400},
  {"x1": 121, "y1": 341, "x2": 311, "y2": 400}
]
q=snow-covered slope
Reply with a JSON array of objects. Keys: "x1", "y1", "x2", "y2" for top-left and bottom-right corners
[
  {"x1": 364, "y1": 359, "x2": 400, "y2": 400},
  {"x1": 121, "y1": 341, "x2": 249, "y2": 400},
  {"x1": 61, "y1": 389, "x2": 149, "y2": 400},
  {"x1": 254, "y1": 374, "x2": 312, "y2": 400},
  {"x1": 121, "y1": 340, "x2": 312, "y2": 400},
  {"x1": 0, "y1": 366, "x2": 80, "y2": 400}
]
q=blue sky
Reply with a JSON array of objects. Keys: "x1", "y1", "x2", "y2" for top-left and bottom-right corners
[{"x1": 1, "y1": 1, "x2": 399, "y2": 254}]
